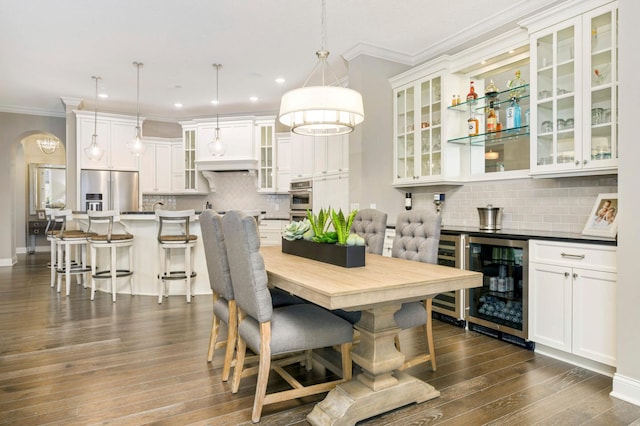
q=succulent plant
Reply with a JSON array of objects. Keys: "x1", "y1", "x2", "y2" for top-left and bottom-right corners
[{"x1": 282, "y1": 219, "x2": 311, "y2": 241}]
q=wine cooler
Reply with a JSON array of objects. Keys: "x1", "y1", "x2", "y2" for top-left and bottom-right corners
[
  {"x1": 465, "y1": 236, "x2": 533, "y2": 349},
  {"x1": 433, "y1": 233, "x2": 466, "y2": 326}
]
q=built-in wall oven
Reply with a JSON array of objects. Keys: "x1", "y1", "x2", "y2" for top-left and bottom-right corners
[
  {"x1": 465, "y1": 235, "x2": 533, "y2": 349},
  {"x1": 433, "y1": 233, "x2": 466, "y2": 326},
  {"x1": 289, "y1": 180, "x2": 313, "y2": 221}
]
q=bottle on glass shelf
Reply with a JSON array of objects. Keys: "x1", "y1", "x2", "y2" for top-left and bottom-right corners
[
  {"x1": 467, "y1": 81, "x2": 478, "y2": 102},
  {"x1": 452, "y1": 95, "x2": 457, "y2": 107},
  {"x1": 468, "y1": 112, "x2": 479, "y2": 136},
  {"x1": 486, "y1": 102, "x2": 497, "y2": 133},
  {"x1": 506, "y1": 97, "x2": 522, "y2": 129},
  {"x1": 508, "y1": 70, "x2": 526, "y2": 99}
]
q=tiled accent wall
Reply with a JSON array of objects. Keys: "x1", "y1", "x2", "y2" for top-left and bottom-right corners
[
  {"x1": 409, "y1": 175, "x2": 618, "y2": 233},
  {"x1": 141, "y1": 195, "x2": 177, "y2": 211}
]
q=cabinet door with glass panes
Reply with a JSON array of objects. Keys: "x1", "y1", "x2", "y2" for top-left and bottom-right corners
[
  {"x1": 530, "y1": 17, "x2": 582, "y2": 174},
  {"x1": 257, "y1": 122, "x2": 275, "y2": 192},
  {"x1": 183, "y1": 127, "x2": 197, "y2": 190},
  {"x1": 582, "y1": 4, "x2": 618, "y2": 171},
  {"x1": 531, "y1": 4, "x2": 618, "y2": 176},
  {"x1": 393, "y1": 74, "x2": 443, "y2": 185}
]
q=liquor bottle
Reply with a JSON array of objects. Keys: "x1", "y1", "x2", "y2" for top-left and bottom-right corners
[
  {"x1": 486, "y1": 102, "x2": 497, "y2": 133},
  {"x1": 485, "y1": 80, "x2": 499, "y2": 97},
  {"x1": 467, "y1": 81, "x2": 478, "y2": 101},
  {"x1": 508, "y1": 70, "x2": 526, "y2": 99},
  {"x1": 456, "y1": 95, "x2": 461, "y2": 105},
  {"x1": 506, "y1": 98, "x2": 522, "y2": 129},
  {"x1": 452, "y1": 95, "x2": 457, "y2": 107},
  {"x1": 468, "y1": 112, "x2": 479, "y2": 136}
]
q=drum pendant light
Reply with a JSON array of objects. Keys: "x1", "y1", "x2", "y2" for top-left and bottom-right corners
[
  {"x1": 85, "y1": 76, "x2": 105, "y2": 161},
  {"x1": 128, "y1": 61, "x2": 146, "y2": 156},
  {"x1": 208, "y1": 63, "x2": 226, "y2": 156},
  {"x1": 278, "y1": 0, "x2": 364, "y2": 136}
]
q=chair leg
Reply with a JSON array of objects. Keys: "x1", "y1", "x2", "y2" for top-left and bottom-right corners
[
  {"x1": 65, "y1": 243, "x2": 72, "y2": 296},
  {"x1": 185, "y1": 245, "x2": 192, "y2": 303},
  {"x1": 341, "y1": 342, "x2": 353, "y2": 381},
  {"x1": 221, "y1": 300, "x2": 237, "y2": 382},
  {"x1": 50, "y1": 238, "x2": 57, "y2": 287},
  {"x1": 90, "y1": 245, "x2": 97, "y2": 301},
  {"x1": 128, "y1": 244, "x2": 134, "y2": 296},
  {"x1": 110, "y1": 245, "x2": 117, "y2": 302},
  {"x1": 231, "y1": 335, "x2": 247, "y2": 394},
  {"x1": 207, "y1": 295, "x2": 220, "y2": 363},
  {"x1": 158, "y1": 246, "x2": 165, "y2": 304},
  {"x1": 56, "y1": 243, "x2": 63, "y2": 293},
  {"x1": 425, "y1": 299, "x2": 436, "y2": 371},
  {"x1": 252, "y1": 322, "x2": 272, "y2": 423}
]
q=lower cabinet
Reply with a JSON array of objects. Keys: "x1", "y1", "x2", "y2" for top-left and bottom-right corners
[
  {"x1": 528, "y1": 240, "x2": 616, "y2": 367},
  {"x1": 259, "y1": 220, "x2": 285, "y2": 246}
]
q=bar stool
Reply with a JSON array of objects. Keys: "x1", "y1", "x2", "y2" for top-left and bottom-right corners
[
  {"x1": 156, "y1": 209, "x2": 197, "y2": 303},
  {"x1": 45, "y1": 208, "x2": 64, "y2": 288},
  {"x1": 87, "y1": 211, "x2": 134, "y2": 302},
  {"x1": 53, "y1": 209, "x2": 96, "y2": 296}
]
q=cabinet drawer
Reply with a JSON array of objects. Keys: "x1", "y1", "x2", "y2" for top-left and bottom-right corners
[{"x1": 529, "y1": 240, "x2": 616, "y2": 272}]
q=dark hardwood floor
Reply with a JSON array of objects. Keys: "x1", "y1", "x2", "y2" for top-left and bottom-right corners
[{"x1": 1, "y1": 253, "x2": 639, "y2": 425}]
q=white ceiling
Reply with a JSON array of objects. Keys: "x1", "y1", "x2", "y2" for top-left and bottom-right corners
[{"x1": 0, "y1": 0, "x2": 567, "y2": 121}]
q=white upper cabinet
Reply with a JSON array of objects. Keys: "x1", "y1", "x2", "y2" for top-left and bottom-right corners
[
  {"x1": 275, "y1": 133, "x2": 292, "y2": 194},
  {"x1": 139, "y1": 138, "x2": 182, "y2": 194},
  {"x1": 313, "y1": 134, "x2": 348, "y2": 176},
  {"x1": 257, "y1": 121, "x2": 275, "y2": 192},
  {"x1": 76, "y1": 111, "x2": 139, "y2": 171},
  {"x1": 290, "y1": 133, "x2": 314, "y2": 181},
  {"x1": 194, "y1": 119, "x2": 257, "y2": 170},
  {"x1": 528, "y1": 1, "x2": 618, "y2": 176}
]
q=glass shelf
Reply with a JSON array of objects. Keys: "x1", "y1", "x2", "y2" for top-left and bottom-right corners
[
  {"x1": 448, "y1": 84, "x2": 530, "y2": 113},
  {"x1": 448, "y1": 125, "x2": 530, "y2": 146}
]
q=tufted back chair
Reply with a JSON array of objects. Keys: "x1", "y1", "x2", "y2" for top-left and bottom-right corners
[
  {"x1": 350, "y1": 208, "x2": 388, "y2": 255},
  {"x1": 200, "y1": 210, "x2": 234, "y2": 300},
  {"x1": 391, "y1": 210, "x2": 441, "y2": 263}
]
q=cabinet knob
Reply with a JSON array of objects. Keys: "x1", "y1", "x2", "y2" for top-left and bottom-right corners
[
  {"x1": 573, "y1": 273, "x2": 578, "y2": 280},
  {"x1": 575, "y1": 160, "x2": 580, "y2": 166},
  {"x1": 583, "y1": 159, "x2": 588, "y2": 165},
  {"x1": 564, "y1": 272, "x2": 570, "y2": 278}
]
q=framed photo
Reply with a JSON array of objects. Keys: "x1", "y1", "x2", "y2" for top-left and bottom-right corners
[
  {"x1": 37, "y1": 210, "x2": 45, "y2": 220},
  {"x1": 582, "y1": 193, "x2": 618, "y2": 238}
]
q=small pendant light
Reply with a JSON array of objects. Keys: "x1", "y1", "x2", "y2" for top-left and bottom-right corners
[
  {"x1": 208, "y1": 63, "x2": 226, "y2": 157},
  {"x1": 85, "y1": 76, "x2": 105, "y2": 161},
  {"x1": 128, "y1": 61, "x2": 146, "y2": 156}
]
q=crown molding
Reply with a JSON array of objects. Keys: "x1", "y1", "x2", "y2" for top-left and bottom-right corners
[{"x1": 0, "y1": 105, "x2": 65, "y2": 118}]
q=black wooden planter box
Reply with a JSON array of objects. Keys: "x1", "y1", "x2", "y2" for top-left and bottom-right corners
[{"x1": 281, "y1": 238, "x2": 365, "y2": 268}]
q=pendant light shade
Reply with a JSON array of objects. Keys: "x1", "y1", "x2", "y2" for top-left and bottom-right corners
[
  {"x1": 128, "y1": 61, "x2": 146, "y2": 156},
  {"x1": 485, "y1": 150, "x2": 499, "y2": 160},
  {"x1": 208, "y1": 63, "x2": 226, "y2": 157},
  {"x1": 37, "y1": 138, "x2": 60, "y2": 155},
  {"x1": 278, "y1": 0, "x2": 364, "y2": 136},
  {"x1": 85, "y1": 76, "x2": 105, "y2": 162}
]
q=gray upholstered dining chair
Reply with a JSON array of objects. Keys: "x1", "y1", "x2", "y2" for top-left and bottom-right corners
[
  {"x1": 391, "y1": 209, "x2": 442, "y2": 371},
  {"x1": 200, "y1": 210, "x2": 303, "y2": 382},
  {"x1": 350, "y1": 208, "x2": 388, "y2": 255},
  {"x1": 222, "y1": 210, "x2": 354, "y2": 423}
]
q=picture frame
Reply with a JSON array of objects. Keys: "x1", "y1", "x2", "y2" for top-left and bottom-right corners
[
  {"x1": 37, "y1": 210, "x2": 45, "y2": 220},
  {"x1": 582, "y1": 193, "x2": 618, "y2": 238}
]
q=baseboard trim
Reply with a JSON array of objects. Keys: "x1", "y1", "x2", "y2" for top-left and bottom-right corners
[
  {"x1": 611, "y1": 373, "x2": 640, "y2": 407},
  {"x1": 0, "y1": 256, "x2": 18, "y2": 267},
  {"x1": 534, "y1": 343, "x2": 616, "y2": 377}
]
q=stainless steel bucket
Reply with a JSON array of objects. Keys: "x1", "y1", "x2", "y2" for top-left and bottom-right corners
[{"x1": 477, "y1": 204, "x2": 503, "y2": 230}]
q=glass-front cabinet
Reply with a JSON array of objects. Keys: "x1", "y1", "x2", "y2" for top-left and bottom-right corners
[
  {"x1": 392, "y1": 66, "x2": 460, "y2": 186},
  {"x1": 530, "y1": 2, "x2": 618, "y2": 175},
  {"x1": 257, "y1": 122, "x2": 275, "y2": 192},
  {"x1": 182, "y1": 126, "x2": 197, "y2": 191}
]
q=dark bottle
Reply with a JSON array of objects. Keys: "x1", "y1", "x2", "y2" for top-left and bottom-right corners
[{"x1": 405, "y1": 193, "x2": 412, "y2": 210}]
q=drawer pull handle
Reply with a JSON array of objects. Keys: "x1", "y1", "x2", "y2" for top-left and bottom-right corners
[{"x1": 561, "y1": 252, "x2": 585, "y2": 259}]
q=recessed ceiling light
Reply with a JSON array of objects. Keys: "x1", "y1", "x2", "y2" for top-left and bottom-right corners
[
  {"x1": 275, "y1": 77, "x2": 285, "y2": 84},
  {"x1": 174, "y1": 103, "x2": 183, "y2": 108},
  {"x1": 249, "y1": 96, "x2": 258, "y2": 102},
  {"x1": 211, "y1": 99, "x2": 219, "y2": 105},
  {"x1": 508, "y1": 50, "x2": 515, "y2": 54},
  {"x1": 481, "y1": 60, "x2": 487, "y2": 64},
  {"x1": 98, "y1": 93, "x2": 109, "y2": 99}
]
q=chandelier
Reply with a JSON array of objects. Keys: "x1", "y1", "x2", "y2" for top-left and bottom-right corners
[
  {"x1": 278, "y1": 0, "x2": 364, "y2": 136},
  {"x1": 84, "y1": 76, "x2": 105, "y2": 161},
  {"x1": 208, "y1": 63, "x2": 226, "y2": 156},
  {"x1": 37, "y1": 138, "x2": 60, "y2": 155},
  {"x1": 128, "y1": 61, "x2": 146, "y2": 156}
]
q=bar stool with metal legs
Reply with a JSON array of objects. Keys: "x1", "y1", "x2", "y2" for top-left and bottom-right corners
[
  {"x1": 87, "y1": 210, "x2": 134, "y2": 302},
  {"x1": 53, "y1": 209, "x2": 96, "y2": 296},
  {"x1": 155, "y1": 209, "x2": 197, "y2": 303}
]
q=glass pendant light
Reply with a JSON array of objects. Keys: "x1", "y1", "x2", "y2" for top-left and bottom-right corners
[
  {"x1": 37, "y1": 137, "x2": 60, "y2": 155},
  {"x1": 208, "y1": 63, "x2": 226, "y2": 156},
  {"x1": 278, "y1": 0, "x2": 364, "y2": 136},
  {"x1": 85, "y1": 76, "x2": 105, "y2": 161},
  {"x1": 128, "y1": 61, "x2": 146, "y2": 156}
]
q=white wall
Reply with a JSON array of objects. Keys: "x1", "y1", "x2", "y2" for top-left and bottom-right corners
[{"x1": 612, "y1": 0, "x2": 640, "y2": 406}]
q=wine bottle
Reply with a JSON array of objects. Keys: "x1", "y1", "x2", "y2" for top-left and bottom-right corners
[
  {"x1": 467, "y1": 81, "x2": 478, "y2": 101},
  {"x1": 468, "y1": 113, "x2": 479, "y2": 136},
  {"x1": 486, "y1": 102, "x2": 497, "y2": 133},
  {"x1": 405, "y1": 193, "x2": 412, "y2": 210}
]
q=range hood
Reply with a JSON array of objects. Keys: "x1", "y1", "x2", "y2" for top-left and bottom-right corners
[{"x1": 195, "y1": 157, "x2": 259, "y2": 171}]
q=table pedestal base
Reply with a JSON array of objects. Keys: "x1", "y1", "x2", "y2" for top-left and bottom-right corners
[{"x1": 307, "y1": 370, "x2": 440, "y2": 426}]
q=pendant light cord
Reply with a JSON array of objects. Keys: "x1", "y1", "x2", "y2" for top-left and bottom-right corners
[
  {"x1": 92, "y1": 76, "x2": 100, "y2": 136},
  {"x1": 134, "y1": 62, "x2": 142, "y2": 128},
  {"x1": 214, "y1": 64, "x2": 221, "y2": 132}
]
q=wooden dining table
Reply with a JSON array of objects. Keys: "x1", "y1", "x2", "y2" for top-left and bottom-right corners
[{"x1": 260, "y1": 246, "x2": 483, "y2": 426}]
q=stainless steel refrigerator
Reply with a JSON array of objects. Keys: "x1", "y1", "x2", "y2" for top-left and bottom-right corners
[{"x1": 80, "y1": 169, "x2": 139, "y2": 212}]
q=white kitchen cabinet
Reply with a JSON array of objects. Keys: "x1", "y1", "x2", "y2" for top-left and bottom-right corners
[
  {"x1": 391, "y1": 65, "x2": 462, "y2": 186},
  {"x1": 275, "y1": 133, "x2": 292, "y2": 193},
  {"x1": 313, "y1": 134, "x2": 349, "y2": 176},
  {"x1": 258, "y1": 220, "x2": 285, "y2": 246},
  {"x1": 290, "y1": 133, "x2": 314, "y2": 181},
  {"x1": 76, "y1": 111, "x2": 139, "y2": 171},
  {"x1": 528, "y1": 239, "x2": 616, "y2": 367},
  {"x1": 257, "y1": 121, "x2": 276, "y2": 193},
  {"x1": 139, "y1": 138, "x2": 182, "y2": 194},
  {"x1": 313, "y1": 173, "x2": 349, "y2": 214},
  {"x1": 182, "y1": 126, "x2": 197, "y2": 191},
  {"x1": 528, "y1": 1, "x2": 618, "y2": 176},
  {"x1": 194, "y1": 119, "x2": 255, "y2": 164}
]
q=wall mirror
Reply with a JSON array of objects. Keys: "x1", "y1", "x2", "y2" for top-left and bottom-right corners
[{"x1": 29, "y1": 164, "x2": 66, "y2": 215}]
